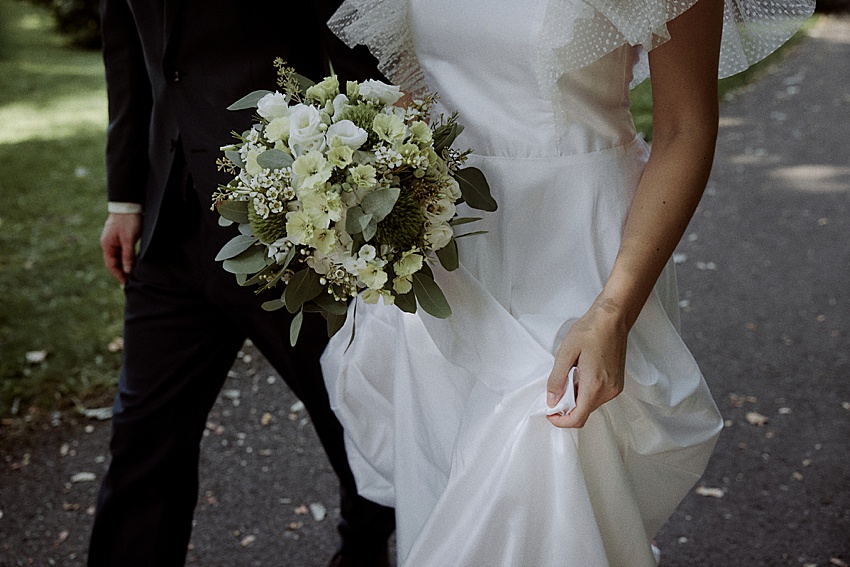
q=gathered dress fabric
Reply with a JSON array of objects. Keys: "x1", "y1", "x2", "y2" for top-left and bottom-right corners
[{"x1": 320, "y1": 0, "x2": 814, "y2": 565}]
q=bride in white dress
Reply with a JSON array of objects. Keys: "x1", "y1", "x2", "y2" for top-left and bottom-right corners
[{"x1": 320, "y1": 0, "x2": 814, "y2": 565}]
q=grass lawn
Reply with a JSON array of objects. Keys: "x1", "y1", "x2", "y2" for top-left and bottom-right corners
[
  {"x1": 0, "y1": 1, "x2": 123, "y2": 418},
  {"x1": 0, "y1": 2, "x2": 816, "y2": 419}
]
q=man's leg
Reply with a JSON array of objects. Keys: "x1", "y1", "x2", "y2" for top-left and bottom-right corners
[{"x1": 88, "y1": 252, "x2": 246, "y2": 567}]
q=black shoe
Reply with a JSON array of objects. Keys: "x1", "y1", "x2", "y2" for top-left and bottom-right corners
[{"x1": 327, "y1": 549, "x2": 390, "y2": 567}]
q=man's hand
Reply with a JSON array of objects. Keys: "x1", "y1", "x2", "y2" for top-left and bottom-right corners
[{"x1": 100, "y1": 213, "x2": 142, "y2": 284}]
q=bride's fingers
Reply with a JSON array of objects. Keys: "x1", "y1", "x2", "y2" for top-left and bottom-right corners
[{"x1": 546, "y1": 346, "x2": 578, "y2": 408}]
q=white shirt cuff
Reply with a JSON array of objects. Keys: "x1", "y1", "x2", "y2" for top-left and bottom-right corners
[{"x1": 108, "y1": 202, "x2": 143, "y2": 214}]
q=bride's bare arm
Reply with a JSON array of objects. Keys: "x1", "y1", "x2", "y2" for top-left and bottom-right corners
[{"x1": 547, "y1": 0, "x2": 724, "y2": 428}]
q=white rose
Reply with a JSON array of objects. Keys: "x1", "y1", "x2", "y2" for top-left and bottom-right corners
[
  {"x1": 424, "y1": 221, "x2": 454, "y2": 250},
  {"x1": 288, "y1": 104, "x2": 326, "y2": 156},
  {"x1": 359, "y1": 80, "x2": 403, "y2": 106},
  {"x1": 332, "y1": 94, "x2": 350, "y2": 121},
  {"x1": 256, "y1": 92, "x2": 290, "y2": 120},
  {"x1": 326, "y1": 120, "x2": 368, "y2": 150},
  {"x1": 444, "y1": 177, "x2": 462, "y2": 201},
  {"x1": 424, "y1": 197, "x2": 456, "y2": 222}
]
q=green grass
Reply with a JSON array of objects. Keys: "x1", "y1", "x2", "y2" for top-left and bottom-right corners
[
  {"x1": 0, "y1": 1, "x2": 123, "y2": 418},
  {"x1": 630, "y1": 18, "x2": 816, "y2": 140}
]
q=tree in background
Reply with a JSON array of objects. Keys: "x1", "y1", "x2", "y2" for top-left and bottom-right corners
[{"x1": 29, "y1": 0, "x2": 100, "y2": 49}]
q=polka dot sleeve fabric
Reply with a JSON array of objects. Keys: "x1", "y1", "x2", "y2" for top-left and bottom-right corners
[
  {"x1": 328, "y1": 0, "x2": 428, "y2": 96},
  {"x1": 536, "y1": 0, "x2": 816, "y2": 92}
]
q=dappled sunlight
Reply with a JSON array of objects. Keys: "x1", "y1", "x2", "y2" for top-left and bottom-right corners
[
  {"x1": 16, "y1": 58, "x2": 105, "y2": 78},
  {"x1": 769, "y1": 164, "x2": 850, "y2": 194},
  {"x1": 0, "y1": 91, "x2": 106, "y2": 144}
]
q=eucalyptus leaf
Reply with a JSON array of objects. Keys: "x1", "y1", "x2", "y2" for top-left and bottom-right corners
[
  {"x1": 435, "y1": 238, "x2": 459, "y2": 271},
  {"x1": 326, "y1": 312, "x2": 347, "y2": 337},
  {"x1": 412, "y1": 272, "x2": 452, "y2": 319},
  {"x1": 283, "y1": 269, "x2": 325, "y2": 314},
  {"x1": 256, "y1": 148, "x2": 294, "y2": 171},
  {"x1": 218, "y1": 216, "x2": 234, "y2": 227},
  {"x1": 225, "y1": 149, "x2": 245, "y2": 169},
  {"x1": 455, "y1": 167, "x2": 497, "y2": 212},
  {"x1": 238, "y1": 223, "x2": 254, "y2": 236},
  {"x1": 289, "y1": 309, "x2": 304, "y2": 347},
  {"x1": 449, "y1": 217, "x2": 482, "y2": 227},
  {"x1": 360, "y1": 187, "x2": 400, "y2": 222},
  {"x1": 261, "y1": 298, "x2": 286, "y2": 311},
  {"x1": 432, "y1": 122, "x2": 463, "y2": 154},
  {"x1": 362, "y1": 217, "x2": 378, "y2": 242},
  {"x1": 314, "y1": 292, "x2": 349, "y2": 316},
  {"x1": 222, "y1": 245, "x2": 267, "y2": 274},
  {"x1": 227, "y1": 90, "x2": 272, "y2": 111},
  {"x1": 394, "y1": 291, "x2": 417, "y2": 314},
  {"x1": 294, "y1": 72, "x2": 316, "y2": 92},
  {"x1": 345, "y1": 206, "x2": 372, "y2": 235},
  {"x1": 215, "y1": 234, "x2": 258, "y2": 261},
  {"x1": 280, "y1": 246, "x2": 297, "y2": 272},
  {"x1": 218, "y1": 200, "x2": 250, "y2": 224},
  {"x1": 236, "y1": 273, "x2": 248, "y2": 286}
]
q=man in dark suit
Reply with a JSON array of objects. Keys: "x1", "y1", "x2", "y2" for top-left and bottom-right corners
[{"x1": 89, "y1": 1, "x2": 394, "y2": 566}]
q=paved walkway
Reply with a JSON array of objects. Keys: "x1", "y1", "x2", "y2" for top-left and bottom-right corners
[{"x1": 1, "y1": 15, "x2": 848, "y2": 567}]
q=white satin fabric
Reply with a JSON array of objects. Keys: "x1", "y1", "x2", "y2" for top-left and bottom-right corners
[{"x1": 319, "y1": 1, "x2": 754, "y2": 565}]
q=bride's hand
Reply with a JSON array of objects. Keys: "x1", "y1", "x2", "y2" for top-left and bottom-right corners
[{"x1": 546, "y1": 297, "x2": 629, "y2": 428}]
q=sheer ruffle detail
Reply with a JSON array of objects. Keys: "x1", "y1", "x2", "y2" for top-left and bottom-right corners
[
  {"x1": 328, "y1": 0, "x2": 428, "y2": 96},
  {"x1": 536, "y1": 0, "x2": 816, "y2": 92}
]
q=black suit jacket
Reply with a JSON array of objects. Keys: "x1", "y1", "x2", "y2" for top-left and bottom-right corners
[{"x1": 101, "y1": 0, "x2": 382, "y2": 255}]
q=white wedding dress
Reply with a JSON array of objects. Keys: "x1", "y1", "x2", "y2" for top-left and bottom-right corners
[{"x1": 320, "y1": 1, "x2": 814, "y2": 565}]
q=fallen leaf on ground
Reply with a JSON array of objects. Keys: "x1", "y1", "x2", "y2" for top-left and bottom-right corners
[
  {"x1": 792, "y1": 472, "x2": 804, "y2": 481},
  {"x1": 53, "y1": 530, "x2": 69, "y2": 546},
  {"x1": 70, "y1": 472, "x2": 97, "y2": 483},
  {"x1": 695, "y1": 486, "x2": 725, "y2": 498},
  {"x1": 309, "y1": 503, "x2": 327, "y2": 522},
  {"x1": 746, "y1": 412, "x2": 769, "y2": 426},
  {"x1": 286, "y1": 522, "x2": 303, "y2": 531},
  {"x1": 107, "y1": 337, "x2": 124, "y2": 353},
  {"x1": 261, "y1": 412, "x2": 273, "y2": 426},
  {"x1": 830, "y1": 559, "x2": 848, "y2": 567},
  {"x1": 240, "y1": 535, "x2": 256, "y2": 548},
  {"x1": 294, "y1": 504, "x2": 309, "y2": 515}
]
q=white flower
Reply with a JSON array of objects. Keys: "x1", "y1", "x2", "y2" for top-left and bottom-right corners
[
  {"x1": 306, "y1": 75, "x2": 339, "y2": 105},
  {"x1": 392, "y1": 275, "x2": 413, "y2": 295},
  {"x1": 326, "y1": 120, "x2": 368, "y2": 150},
  {"x1": 244, "y1": 148, "x2": 263, "y2": 176},
  {"x1": 327, "y1": 144, "x2": 354, "y2": 168},
  {"x1": 350, "y1": 164, "x2": 377, "y2": 188},
  {"x1": 285, "y1": 210, "x2": 314, "y2": 245},
  {"x1": 444, "y1": 177, "x2": 462, "y2": 201},
  {"x1": 362, "y1": 288, "x2": 395, "y2": 305},
  {"x1": 425, "y1": 197, "x2": 456, "y2": 222},
  {"x1": 292, "y1": 151, "x2": 333, "y2": 193},
  {"x1": 358, "y1": 244, "x2": 377, "y2": 262},
  {"x1": 358, "y1": 262, "x2": 388, "y2": 290},
  {"x1": 359, "y1": 80, "x2": 403, "y2": 106},
  {"x1": 394, "y1": 251, "x2": 424, "y2": 278},
  {"x1": 257, "y1": 92, "x2": 290, "y2": 120},
  {"x1": 409, "y1": 121, "x2": 433, "y2": 148},
  {"x1": 265, "y1": 116, "x2": 290, "y2": 143},
  {"x1": 289, "y1": 104, "x2": 326, "y2": 156},
  {"x1": 372, "y1": 113, "x2": 406, "y2": 143},
  {"x1": 310, "y1": 228, "x2": 337, "y2": 255},
  {"x1": 424, "y1": 221, "x2": 454, "y2": 250},
  {"x1": 332, "y1": 94, "x2": 350, "y2": 121}
]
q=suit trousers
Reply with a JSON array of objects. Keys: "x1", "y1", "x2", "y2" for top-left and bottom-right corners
[{"x1": 88, "y1": 157, "x2": 394, "y2": 566}]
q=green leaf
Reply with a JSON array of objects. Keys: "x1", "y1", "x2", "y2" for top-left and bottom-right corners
[
  {"x1": 449, "y1": 217, "x2": 482, "y2": 227},
  {"x1": 218, "y1": 216, "x2": 234, "y2": 227},
  {"x1": 394, "y1": 291, "x2": 417, "y2": 313},
  {"x1": 236, "y1": 273, "x2": 248, "y2": 286},
  {"x1": 283, "y1": 269, "x2": 325, "y2": 314},
  {"x1": 289, "y1": 309, "x2": 304, "y2": 347},
  {"x1": 455, "y1": 230, "x2": 488, "y2": 239},
  {"x1": 256, "y1": 148, "x2": 294, "y2": 170},
  {"x1": 435, "y1": 238, "x2": 459, "y2": 271},
  {"x1": 294, "y1": 72, "x2": 316, "y2": 92},
  {"x1": 215, "y1": 234, "x2": 258, "y2": 261},
  {"x1": 227, "y1": 90, "x2": 273, "y2": 111},
  {"x1": 225, "y1": 149, "x2": 245, "y2": 169},
  {"x1": 261, "y1": 298, "x2": 286, "y2": 311},
  {"x1": 314, "y1": 292, "x2": 349, "y2": 316},
  {"x1": 412, "y1": 272, "x2": 452, "y2": 319},
  {"x1": 238, "y1": 223, "x2": 253, "y2": 236},
  {"x1": 455, "y1": 167, "x2": 497, "y2": 212},
  {"x1": 362, "y1": 217, "x2": 378, "y2": 242},
  {"x1": 345, "y1": 206, "x2": 372, "y2": 235},
  {"x1": 432, "y1": 121, "x2": 464, "y2": 154},
  {"x1": 217, "y1": 200, "x2": 250, "y2": 224},
  {"x1": 326, "y1": 312, "x2": 347, "y2": 337},
  {"x1": 280, "y1": 246, "x2": 297, "y2": 271},
  {"x1": 360, "y1": 187, "x2": 400, "y2": 222},
  {"x1": 222, "y1": 245, "x2": 268, "y2": 274}
]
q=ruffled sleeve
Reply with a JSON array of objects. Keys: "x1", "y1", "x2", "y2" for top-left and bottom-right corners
[
  {"x1": 328, "y1": 0, "x2": 428, "y2": 95},
  {"x1": 536, "y1": 0, "x2": 816, "y2": 91}
]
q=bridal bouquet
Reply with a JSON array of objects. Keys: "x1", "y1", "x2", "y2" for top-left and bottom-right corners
[{"x1": 213, "y1": 62, "x2": 496, "y2": 344}]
